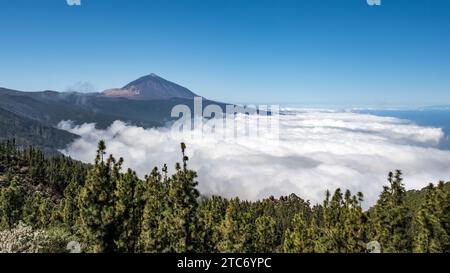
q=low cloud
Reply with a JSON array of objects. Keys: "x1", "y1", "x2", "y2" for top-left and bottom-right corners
[
  {"x1": 58, "y1": 109, "x2": 450, "y2": 207},
  {"x1": 65, "y1": 81, "x2": 96, "y2": 93}
]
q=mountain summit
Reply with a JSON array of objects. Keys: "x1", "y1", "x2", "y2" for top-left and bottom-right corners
[{"x1": 102, "y1": 73, "x2": 199, "y2": 100}]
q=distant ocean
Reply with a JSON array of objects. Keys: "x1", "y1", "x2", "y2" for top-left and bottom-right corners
[{"x1": 358, "y1": 109, "x2": 450, "y2": 150}]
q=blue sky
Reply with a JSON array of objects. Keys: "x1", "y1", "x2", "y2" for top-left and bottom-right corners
[{"x1": 0, "y1": 0, "x2": 449, "y2": 106}]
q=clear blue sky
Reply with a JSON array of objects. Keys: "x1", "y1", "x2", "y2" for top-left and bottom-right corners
[{"x1": 0, "y1": 0, "x2": 449, "y2": 106}]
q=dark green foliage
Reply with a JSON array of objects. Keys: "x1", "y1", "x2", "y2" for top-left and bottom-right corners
[
  {"x1": 115, "y1": 169, "x2": 143, "y2": 252},
  {"x1": 413, "y1": 182, "x2": 450, "y2": 252},
  {"x1": 196, "y1": 196, "x2": 228, "y2": 253},
  {"x1": 369, "y1": 171, "x2": 413, "y2": 253},
  {"x1": 138, "y1": 167, "x2": 167, "y2": 252},
  {"x1": 62, "y1": 178, "x2": 81, "y2": 232},
  {"x1": 0, "y1": 177, "x2": 25, "y2": 229},
  {"x1": 0, "y1": 139, "x2": 449, "y2": 253},
  {"x1": 77, "y1": 140, "x2": 120, "y2": 253},
  {"x1": 320, "y1": 189, "x2": 366, "y2": 253},
  {"x1": 218, "y1": 198, "x2": 254, "y2": 253},
  {"x1": 161, "y1": 143, "x2": 200, "y2": 252},
  {"x1": 138, "y1": 144, "x2": 200, "y2": 253},
  {"x1": 254, "y1": 215, "x2": 277, "y2": 253},
  {"x1": 283, "y1": 211, "x2": 316, "y2": 253}
]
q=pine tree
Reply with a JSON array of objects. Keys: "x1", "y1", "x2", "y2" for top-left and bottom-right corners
[
  {"x1": 413, "y1": 182, "x2": 450, "y2": 253},
  {"x1": 114, "y1": 168, "x2": 143, "y2": 253},
  {"x1": 440, "y1": 181, "x2": 450, "y2": 252},
  {"x1": 77, "y1": 140, "x2": 119, "y2": 253},
  {"x1": 27, "y1": 147, "x2": 45, "y2": 186},
  {"x1": 22, "y1": 192, "x2": 42, "y2": 228},
  {"x1": 254, "y1": 215, "x2": 277, "y2": 253},
  {"x1": 196, "y1": 196, "x2": 228, "y2": 253},
  {"x1": 341, "y1": 190, "x2": 366, "y2": 252},
  {"x1": 37, "y1": 196, "x2": 53, "y2": 228},
  {"x1": 0, "y1": 177, "x2": 25, "y2": 229},
  {"x1": 161, "y1": 143, "x2": 200, "y2": 252},
  {"x1": 218, "y1": 198, "x2": 253, "y2": 253},
  {"x1": 370, "y1": 170, "x2": 413, "y2": 253},
  {"x1": 139, "y1": 167, "x2": 166, "y2": 252},
  {"x1": 318, "y1": 189, "x2": 366, "y2": 253},
  {"x1": 321, "y1": 189, "x2": 346, "y2": 252},
  {"x1": 140, "y1": 143, "x2": 200, "y2": 253},
  {"x1": 283, "y1": 211, "x2": 315, "y2": 253},
  {"x1": 62, "y1": 178, "x2": 81, "y2": 232}
]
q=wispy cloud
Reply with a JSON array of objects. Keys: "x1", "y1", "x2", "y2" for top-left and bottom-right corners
[
  {"x1": 65, "y1": 81, "x2": 96, "y2": 93},
  {"x1": 58, "y1": 109, "x2": 450, "y2": 206}
]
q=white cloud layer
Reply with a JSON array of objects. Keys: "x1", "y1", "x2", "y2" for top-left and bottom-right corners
[{"x1": 58, "y1": 109, "x2": 450, "y2": 206}]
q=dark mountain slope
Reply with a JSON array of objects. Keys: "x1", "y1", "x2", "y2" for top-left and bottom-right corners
[
  {"x1": 0, "y1": 86, "x2": 226, "y2": 130},
  {"x1": 0, "y1": 107, "x2": 78, "y2": 154},
  {"x1": 0, "y1": 90, "x2": 125, "y2": 128}
]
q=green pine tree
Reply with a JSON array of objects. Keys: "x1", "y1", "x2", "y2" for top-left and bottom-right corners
[
  {"x1": 0, "y1": 177, "x2": 25, "y2": 229},
  {"x1": 218, "y1": 198, "x2": 253, "y2": 253},
  {"x1": 413, "y1": 182, "x2": 450, "y2": 253},
  {"x1": 283, "y1": 211, "x2": 315, "y2": 253},
  {"x1": 370, "y1": 170, "x2": 413, "y2": 253},
  {"x1": 77, "y1": 140, "x2": 119, "y2": 253},
  {"x1": 254, "y1": 215, "x2": 277, "y2": 253},
  {"x1": 62, "y1": 177, "x2": 81, "y2": 232},
  {"x1": 139, "y1": 167, "x2": 166, "y2": 252},
  {"x1": 114, "y1": 168, "x2": 143, "y2": 253},
  {"x1": 162, "y1": 143, "x2": 200, "y2": 252},
  {"x1": 196, "y1": 196, "x2": 228, "y2": 253}
]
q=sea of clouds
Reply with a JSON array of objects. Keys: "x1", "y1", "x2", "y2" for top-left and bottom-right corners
[{"x1": 58, "y1": 109, "x2": 450, "y2": 207}]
